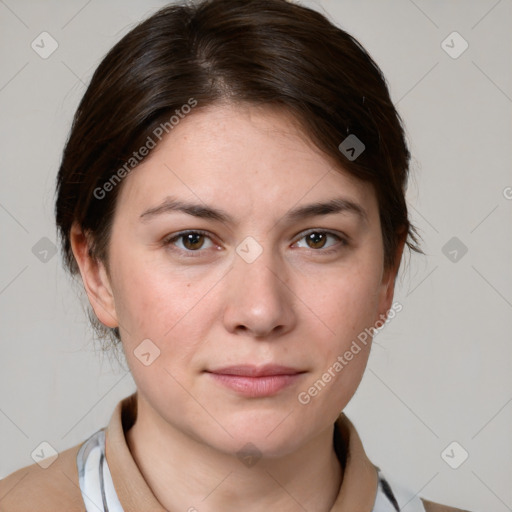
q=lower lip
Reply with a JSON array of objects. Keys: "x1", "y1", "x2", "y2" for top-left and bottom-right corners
[{"x1": 207, "y1": 372, "x2": 303, "y2": 397}]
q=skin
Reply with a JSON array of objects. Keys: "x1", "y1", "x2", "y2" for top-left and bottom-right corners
[{"x1": 71, "y1": 103, "x2": 404, "y2": 512}]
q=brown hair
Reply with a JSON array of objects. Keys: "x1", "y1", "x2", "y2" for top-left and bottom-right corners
[{"x1": 55, "y1": 0, "x2": 421, "y2": 346}]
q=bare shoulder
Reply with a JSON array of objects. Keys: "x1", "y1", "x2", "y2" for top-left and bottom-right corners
[
  {"x1": 0, "y1": 443, "x2": 85, "y2": 512},
  {"x1": 421, "y1": 497, "x2": 473, "y2": 512}
]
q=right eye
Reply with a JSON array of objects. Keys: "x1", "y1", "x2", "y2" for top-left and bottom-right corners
[{"x1": 162, "y1": 230, "x2": 217, "y2": 255}]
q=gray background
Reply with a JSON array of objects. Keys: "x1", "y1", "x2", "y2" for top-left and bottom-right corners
[{"x1": 1, "y1": 1, "x2": 511, "y2": 510}]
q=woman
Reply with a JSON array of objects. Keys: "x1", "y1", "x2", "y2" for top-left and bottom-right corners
[{"x1": 0, "y1": 0, "x2": 471, "y2": 510}]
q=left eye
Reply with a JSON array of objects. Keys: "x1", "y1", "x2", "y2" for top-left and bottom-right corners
[{"x1": 294, "y1": 231, "x2": 344, "y2": 251}]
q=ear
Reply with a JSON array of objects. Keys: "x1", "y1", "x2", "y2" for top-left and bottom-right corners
[
  {"x1": 70, "y1": 223, "x2": 119, "y2": 329},
  {"x1": 376, "y1": 230, "x2": 407, "y2": 320}
]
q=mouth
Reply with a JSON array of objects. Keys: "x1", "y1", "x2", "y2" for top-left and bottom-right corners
[{"x1": 205, "y1": 365, "x2": 307, "y2": 397}]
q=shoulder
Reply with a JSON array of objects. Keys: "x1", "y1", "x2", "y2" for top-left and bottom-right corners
[
  {"x1": 377, "y1": 470, "x2": 473, "y2": 512},
  {"x1": 0, "y1": 442, "x2": 85, "y2": 512},
  {"x1": 421, "y1": 498, "x2": 472, "y2": 512}
]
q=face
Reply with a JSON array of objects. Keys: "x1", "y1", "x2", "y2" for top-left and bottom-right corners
[{"x1": 75, "y1": 103, "x2": 401, "y2": 457}]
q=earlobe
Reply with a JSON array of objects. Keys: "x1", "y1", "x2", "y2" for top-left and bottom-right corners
[
  {"x1": 70, "y1": 223, "x2": 119, "y2": 329},
  {"x1": 377, "y1": 231, "x2": 407, "y2": 320}
]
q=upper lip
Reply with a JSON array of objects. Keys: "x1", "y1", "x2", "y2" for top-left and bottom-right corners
[{"x1": 207, "y1": 365, "x2": 305, "y2": 377}]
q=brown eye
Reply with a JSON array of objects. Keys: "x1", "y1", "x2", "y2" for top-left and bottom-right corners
[
  {"x1": 182, "y1": 232, "x2": 206, "y2": 250},
  {"x1": 305, "y1": 232, "x2": 328, "y2": 249},
  {"x1": 294, "y1": 230, "x2": 346, "y2": 253},
  {"x1": 163, "y1": 230, "x2": 215, "y2": 254}
]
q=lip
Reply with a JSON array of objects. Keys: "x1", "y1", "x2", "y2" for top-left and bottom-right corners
[
  {"x1": 206, "y1": 365, "x2": 306, "y2": 397},
  {"x1": 208, "y1": 365, "x2": 304, "y2": 377}
]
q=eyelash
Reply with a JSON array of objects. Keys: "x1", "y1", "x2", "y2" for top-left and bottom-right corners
[{"x1": 162, "y1": 229, "x2": 348, "y2": 257}]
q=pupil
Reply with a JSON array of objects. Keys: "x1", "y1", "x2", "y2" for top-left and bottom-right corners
[
  {"x1": 185, "y1": 233, "x2": 203, "y2": 250},
  {"x1": 308, "y1": 232, "x2": 326, "y2": 249}
]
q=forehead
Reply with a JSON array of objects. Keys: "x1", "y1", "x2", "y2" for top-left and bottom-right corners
[{"x1": 115, "y1": 103, "x2": 378, "y2": 223}]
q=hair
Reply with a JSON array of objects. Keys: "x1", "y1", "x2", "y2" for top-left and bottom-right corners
[{"x1": 55, "y1": 0, "x2": 422, "y2": 347}]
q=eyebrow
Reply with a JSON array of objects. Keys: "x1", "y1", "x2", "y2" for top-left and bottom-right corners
[{"x1": 139, "y1": 195, "x2": 368, "y2": 225}]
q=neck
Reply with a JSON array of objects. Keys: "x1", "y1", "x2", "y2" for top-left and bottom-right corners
[{"x1": 125, "y1": 397, "x2": 343, "y2": 512}]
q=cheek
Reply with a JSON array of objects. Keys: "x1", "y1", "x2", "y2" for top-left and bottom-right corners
[
  {"x1": 298, "y1": 261, "x2": 383, "y2": 407},
  {"x1": 299, "y1": 278, "x2": 378, "y2": 420},
  {"x1": 113, "y1": 263, "x2": 205, "y2": 400},
  {"x1": 109, "y1": 254, "x2": 186, "y2": 344},
  {"x1": 110, "y1": 253, "x2": 220, "y2": 371},
  {"x1": 316, "y1": 263, "x2": 384, "y2": 342}
]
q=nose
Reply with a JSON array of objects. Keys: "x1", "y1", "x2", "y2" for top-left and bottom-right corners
[{"x1": 222, "y1": 244, "x2": 296, "y2": 339}]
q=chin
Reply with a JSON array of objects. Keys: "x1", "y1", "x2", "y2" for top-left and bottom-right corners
[{"x1": 208, "y1": 409, "x2": 312, "y2": 458}]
